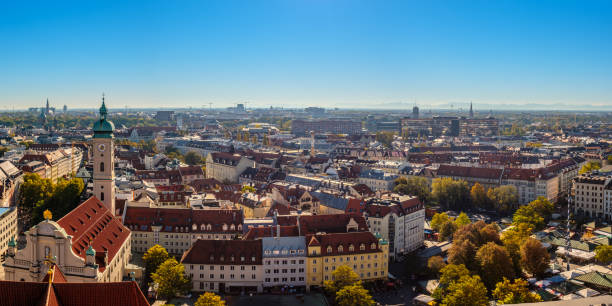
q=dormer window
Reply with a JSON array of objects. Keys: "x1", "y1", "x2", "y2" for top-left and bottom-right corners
[
  {"x1": 192, "y1": 224, "x2": 197, "y2": 231},
  {"x1": 338, "y1": 245, "x2": 343, "y2": 253},
  {"x1": 370, "y1": 243, "x2": 376, "y2": 250},
  {"x1": 360, "y1": 244, "x2": 365, "y2": 251},
  {"x1": 222, "y1": 224, "x2": 228, "y2": 231},
  {"x1": 326, "y1": 246, "x2": 332, "y2": 253},
  {"x1": 349, "y1": 244, "x2": 354, "y2": 252}
]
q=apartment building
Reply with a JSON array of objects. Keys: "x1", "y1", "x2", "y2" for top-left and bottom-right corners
[
  {"x1": 291, "y1": 119, "x2": 362, "y2": 136},
  {"x1": 18, "y1": 147, "x2": 83, "y2": 180},
  {"x1": 357, "y1": 169, "x2": 398, "y2": 191},
  {"x1": 502, "y1": 168, "x2": 559, "y2": 205},
  {"x1": 182, "y1": 239, "x2": 264, "y2": 294},
  {"x1": 206, "y1": 152, "x2": 255, "y2": 183},
  {"x1": 261, "y1": 236, "x2": 306, "y2": 291},
  {"x1": 352, "y1": 196, "x2": 425, "y2": 260},
  {"x1": 573, "y1": 174, "x2": 612, "y2": 220},
  {"x1": 306, "y1": 231, "x2": 388, "y2": 290},
  {"x1": 123, "y1": 207, "x2": 244, "y2": 255},
  {"x1": 0, "y1": 207, "x2": 17, "y2": 260}
]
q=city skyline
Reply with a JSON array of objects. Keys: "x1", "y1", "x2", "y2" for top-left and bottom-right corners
[{"x1": 1, "y1": 1, "x2": 611, "y2": 109}]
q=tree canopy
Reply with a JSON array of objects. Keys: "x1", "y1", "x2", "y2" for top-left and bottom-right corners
[
  {"x1": 195, "y1": 292, "x2": 225, "y2": 306},
  {"x1": 432, "y1": 178, "x2": 470, "y2": 211},
  {"x1": 520, "y1": 238, "x2": 550, "y2": 278},
  {"x1": 579, "y1": 161, "x2": 601, "y2": 174},
  {"x1": 393, "y1": 176, "x2": 431, "y2": 204},
  {"x1": 335, "y1": 283, "x2": 375, "y2": 306},
  {"x1": 493, "y1": 278, "x2": 541, "y2": 304},
  {"x1": 151, "y1": 258, "x2": 192, "y2": 299},
  {"x1": 19, "y1": 173, "x2": 84, "y2": 225},
  {"x1": 487, "y1": 185, "x2": 518, "y2": 213},
  {"x1": 324, "y1": 265, "x2": 360, "y2": 293},
  {"x1": 594, "y1": 245, "x2": 612, "y2": 264},
  {"x1": 184, "y1": 151, "x2": 204, "y2": 165},
  {"x1": 470, "y1": 182, "x2": 488, "y2": 208},
  {"x1": 475, "y1": 242, "x2": 515, "y2": 289},
  {"x1": 143, "y1": 244, "x2": 170, "y2": 282}
]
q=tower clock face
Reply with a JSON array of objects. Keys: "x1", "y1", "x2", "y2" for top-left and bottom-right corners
[{"x1": 98, "y1": 144, "x2": 106, "y2": 152}]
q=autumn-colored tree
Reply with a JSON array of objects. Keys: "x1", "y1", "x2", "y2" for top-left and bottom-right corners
[
  {"x1": 501, "y1": 223, "x2": 533, "y2": 274},
  {"x1": 513, "y1": 205, "x2": 544, "y2": 230},
  {"x1": 520, "y1": 238, "x2": 550, "y2": 278},
  {"x1": 455, "y1": 212, "x2": 471, "y2": 228},
  {"x1": 184, "y1": 151, "x2": 204, "y2": 165},
  {"x1": 493, "y1": 278, "x2": 541, "y2": 304},
  {"x1": 432, "y1": 178, "x2": 470, "y2": 210},
  {"x1": 241, "y1": 185, "x2": 256, "y2": 193},
  {"x1": 151, "y1": 258, "x2": 192, "y2": 299},
  {"x1": 393, "y1": 176, "x2": 431, "y2": 203},
  {"x1": 448, "y1": 239, "x2": 478, "y2": 271},
  {"x1": 579, "y1": 161, "x2": 601, "y2": 174},
  {"x1": 470, "y1": 182, "x2": 488, "y2": 208},
  {"x1": 195, "y1": 292, "x2": 225, "y2": 306},
  {"x1": 487, "y1": 185, "x2": 518, "y2": 213},
  {"x1": 595, "y1": 245, "x2": 612, "y2": 263},
  {"x1": 427, "y1": 256, "x2": 446, "y2": 276},
  {"x1": 432, "y1": 264, "x2": 471, "y2": 301},
  {"x1": 323, "y1": 265, "x2": 359, "y2": 293},
  {"x1": 335, "y1": 282, "x2": 375, "y2": 306},
  {"x1": 431, "y1": 212, "x2": 451, "y2": 232},
  {"x1": 143, "y1": 244, "x2": 170, "y2": 281},
  {"x1": 441, "y1": 274, "x2": 489, "y2": 306},
  {"x1": 439, "y1": 220, "x2": 458, "y2": 242},
  {"x1": 528, "y1": 196, "x2": 554, "y2": 219},
  {"x1": 476, "y1": 242, "x2": 515, "y2": 289}
]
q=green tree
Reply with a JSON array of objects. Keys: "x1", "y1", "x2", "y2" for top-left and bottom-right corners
[
  {"x1": 579, "y1": 161, "x2": 601, "y2": 174},
  {"x1": 323, "y1": 265, "x2": 359, "y2": 293},
  {"x1": 431, "y1": 212, "x2": 451, "y2": 232},
  {"x1": 476, "y1": 242, "x2": 515, "y2": 289},
  {"x1": 520, "y1": 238, "x2": 550, "y2": 278},
  {"x1": 20, "y1": 174, "x2": 85, "y2": 225},
  {"x1": 195, "y1": 292, "x2": 225, "y2": 306},
  {"x1": 241, "y1": 185, "x2": 256, "y2": 193},
  {"x1": 439, "y1": 220, "x2": 458, "y2": 242},
  {"x1": 335, "y1": 282, "x2": 375, "y2": 306},
  {"x1": 441, "y1": 275, "x2": 489, "y2": 306},
  {"x1": 470, "y1": 182, "x2": 488, "y2": 208},
  {"x1": 513, "y1": 205, "x2": 544, "y2": 230},
  {"x1": 432, "y1": 264, "x2": 471, "y2": 301},
  {"x1": 501, "y1": 223, "x2": 533, "y2": 274},
  {"x1": 427, "y1": 255, "x2": 446, "y2": 276},
  {"x1": 393, "y1": 176, "x2": 431, "y2": 203},
  {"x1": 19, "y1": 173, "x2": 53, "y2": 210},
  {"x1": 151, "y1": 258, "x2": 192, "y2": 299},
  {"x1": 493, "y1": 278, "x2": 541, "y2": 304},
  {"x1": 375, "y1": 131, "x2": 395, "y2": 148},
  {"x1": 487, "y1": 185, "x2": 518, "y2": 213},
  {"x1": 432, "y1": 178, "x2": 470, "y2": 210},
  {"x1": 184, "y1": 151, "x2": 204, "y2": 165},
  {"x1": 528, "y1": 196, "x2": 554, "y2": 219},
  {"x1": 143, "y1": 244, "x2": 170, "y2": 281},
  {"x1": 455, "y1": 212, "x2": 471, "y2": 228},
  {"x1": 595, "y1": 245, "x2": 612, "y2": 263}
]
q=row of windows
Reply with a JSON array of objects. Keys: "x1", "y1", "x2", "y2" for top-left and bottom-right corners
[
  {"x1": 192, "y1": 265, "x2": 257, "y2": 271},
  {"x1": 264, "y1": 259, "x2": 305, "y2": 265},
  {"x1": 265, "y1": 277, "x2": 304, "y2": 282},
  {"x1": 264, "y1": 268, "x2": 304, "y2": 274},
  {"x1": 192, "y1": 273, "x2": 257, "y2": 280},
  {"x1": 325, "y1": 243, "x2": 376, "y2": 253}
]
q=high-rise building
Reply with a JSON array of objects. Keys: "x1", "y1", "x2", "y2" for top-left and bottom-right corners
[{"x1": 412, "y1": 105, "x2": 419, "y2": 119}]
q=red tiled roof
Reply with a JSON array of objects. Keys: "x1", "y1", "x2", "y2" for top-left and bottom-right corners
[
  {"x1": 277, "y1": 213, "x2": 368, "y2": 234},
  {"x1": 179, "y1": 165, "x2": 204, "y2": 177},
  {"x1": 310, "y1": 232, "x2": 381, "y2": 256},
  {"x1": 437, "y1": 164, "x2": 503, "y2": 180},
  {"x1": 124, "y1": 207, "x2": 243, "y2": 234},
  {"x1": 243, "y1": 225, "x2": 301, "y2": 240},
  {"x1": 188, "y1": 178, "x2": 221, "y2": 192},
  {"x1": 345, "y1": 199, "x2": 366, "y2": 214},
  {"x1": 57, "y1": 197, "x2": 130, "y2": 272},
  {"x1": 0, "y1": 274, "x2": 148, "y2": 306},
  {"x1": 181, "y1": 239, "x2": 262, "y2": 265}
]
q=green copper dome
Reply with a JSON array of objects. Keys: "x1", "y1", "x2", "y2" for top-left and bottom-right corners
[
  {"x1": 86, "y1": 245, "x2": 96, "y2": 256},
  {"x1": 8, "y1": 236, "x2": 15, "y2": 247},
  {"x1": 93, "y1": 97, "x2": 115, "y2": 138}
]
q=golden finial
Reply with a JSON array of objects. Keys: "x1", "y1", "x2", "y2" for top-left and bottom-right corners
[
  {"x1": 43, "y1": 209, "x2": 52, "y2": 221},
  {"x1": 47, "y1": 266, "x2": 54, "y2": 284}
]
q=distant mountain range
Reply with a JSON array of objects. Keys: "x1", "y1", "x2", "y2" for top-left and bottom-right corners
[{"x1": 364, "y1": 101, "x2": 612, "y2": 111}]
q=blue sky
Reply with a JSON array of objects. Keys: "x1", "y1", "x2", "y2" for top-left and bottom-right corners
[{"x1": 0, "y1": 0, "x2": 611, "y2": 109}]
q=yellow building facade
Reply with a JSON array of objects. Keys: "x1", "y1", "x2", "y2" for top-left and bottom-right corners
[{"x1": 306, "y1": 231, "x2": 388, "y2": 289}]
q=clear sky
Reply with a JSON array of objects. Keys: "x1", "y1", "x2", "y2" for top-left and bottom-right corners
[{"x1": 0, "y1": 0, "x2": 611, "y2": 110}]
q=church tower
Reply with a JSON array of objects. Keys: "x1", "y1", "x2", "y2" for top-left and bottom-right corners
[{"x1": 92, "y1": 95, "x2": 116, "y2": 214}]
